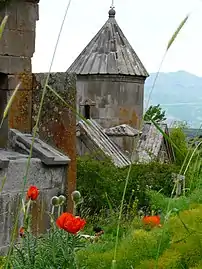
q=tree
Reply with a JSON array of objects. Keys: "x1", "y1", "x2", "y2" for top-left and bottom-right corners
[{"x1": 144, "y1": 104, "x2": 166, "y2": 123}]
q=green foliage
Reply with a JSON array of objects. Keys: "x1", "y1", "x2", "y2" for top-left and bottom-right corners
[
  {"x1": 146, "y1": 187, "x2": 202, "y2": 216},
  {"x1": 77, "y1": 205, "x2": 202, "y2": 269},
  {"x1": 10, "y1": 229, "x2": 85, "y2": 269},
  {"x1": 0, "y1": 257, "x2": 10, "y2": 269},
  {"x1": 170, "y1": 125, "x2": 189, "y2": 165},
  {"x1": 144, "y1": 104, "x2": 166, "y2": 122},
  {"x1": 77, "y1": 155, "x2": 179, "y2": 214},
  {"x1": 77, "y1": 228, "x2": 170, "y2": 269}
]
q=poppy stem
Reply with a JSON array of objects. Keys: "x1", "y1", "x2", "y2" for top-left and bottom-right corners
[
  {"x1": 24, "y1": 199, "x2": 31, "y2": 232},
  {"x1": 73, "y1": 203, "x2": 77, "y2": 216},
  {"x1": 51, "y1": 205, "x2": 55, "y2": 215},
  {"x1": 58, "y1": 205, "x2": 61, "y2": 217}
]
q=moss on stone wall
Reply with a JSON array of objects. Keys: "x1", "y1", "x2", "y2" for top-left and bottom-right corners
[
  {"x1": 8, "y1": 72, "x2": 33, "y2": 132},
  {"x1": 32, "y1": 72, "x2": 76, "y2": 151}
]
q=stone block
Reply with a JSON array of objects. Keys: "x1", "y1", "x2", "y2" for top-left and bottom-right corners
[
  {"x1": 0, "y1": 6, "x2": 17, "y2": 30},
  {"x1": 0, "y1": 29, "x2": 35, "y2": 57},
  {"x1": 0, "y1": 56, "x2": 31, "y2": 74},
  {"x1": 16, "y1": 2, "x2": 39, "y2": 31}
]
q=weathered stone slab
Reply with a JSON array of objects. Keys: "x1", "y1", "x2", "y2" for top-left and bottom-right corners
[{"x1": 9, "y1": 129, "x2": 71, "y2": 165}]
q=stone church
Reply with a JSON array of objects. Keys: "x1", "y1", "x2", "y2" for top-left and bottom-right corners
[
  {"x1": 67, "y1": 7, "x2": 174, "y2": 164},
  {"x1": 67, "y1": 7, "x2": 149, "y2": 129}
]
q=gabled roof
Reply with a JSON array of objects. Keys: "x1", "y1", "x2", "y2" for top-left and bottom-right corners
[
  {"x1": 77, "y1": 119, "x2": 131, "y2": 167},
  {"x1": 67, "y1": 8, "x2": 149, "y2": 77}
]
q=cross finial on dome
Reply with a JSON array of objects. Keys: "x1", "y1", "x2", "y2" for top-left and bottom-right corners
[{"x1": 109, "y1": 6, "x2": 116, "y2": 18}]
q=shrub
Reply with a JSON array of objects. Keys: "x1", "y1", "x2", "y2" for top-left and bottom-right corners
[
  {"x1": 77, "y1": 155, "x2": 179, "y2": 214},
  {"x1": 147, "y1": 188, "x2": 202, "y2": 215}
]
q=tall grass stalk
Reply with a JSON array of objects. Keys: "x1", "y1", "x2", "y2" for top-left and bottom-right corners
[
  {"x1": 111, "y1": 12, "x2": 190, "y2": 269},
  {"x1": 111, "y1": 165, "x2": 132, "y2": 269},
  {"x1": 0, "y1": 82, "x2": 21, "y2": 129},
  {"x1": 4, "y1": 1, "x2": 73, "y2": 267},
  {"x1": 145, "y1": 13, "x2": 189, "y2": 112},
  {"x1": 0, "y1": 15, "x2": 8, "y2": 39},
  {"x1": 183, "y1": 140, "x2": 202, "y2": 176}
]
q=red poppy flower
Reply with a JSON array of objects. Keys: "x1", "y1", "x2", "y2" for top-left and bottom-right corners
[
  {"x1": 142, "y1": 215, "x2": 161, "y2": 227},
  {"x1": 56, "y1": 212, "x2": 86, "y2": 234},
  {"x1": 27, "y1": 186, "x2": 39, "y2": 200},
  {"x1": 19, "y1": 227, "x2": 25, "y2": 237}
]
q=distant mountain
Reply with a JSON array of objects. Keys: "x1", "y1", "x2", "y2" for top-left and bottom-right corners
[{"x1": 144, "y1": 71, "x2": 202, "y2": 127}]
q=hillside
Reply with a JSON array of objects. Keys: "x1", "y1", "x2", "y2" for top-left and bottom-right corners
[{"x1": 144, "y1": 71, "x2": 202, "y2": 127}]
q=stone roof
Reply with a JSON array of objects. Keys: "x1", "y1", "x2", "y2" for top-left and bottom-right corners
[
  {"x1": 104, "y1": 124, "x2": 141, "y2": 137},
  {"x1": 77, "y1": 119, "x2": 131, "y2": 167},
  {"x1": 67, "y1": 8, "x2": 149, "y2": 77},
  {"x1": 137, "y1": 122, "x2": 175, "y2": 163}
]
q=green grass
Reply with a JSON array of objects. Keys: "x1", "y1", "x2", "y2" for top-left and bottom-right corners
[{"x1": 77, "y1": 204, "x2": 202, "y2": 269}]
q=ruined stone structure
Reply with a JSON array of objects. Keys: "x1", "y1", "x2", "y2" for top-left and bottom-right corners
[
  {"x1": 0, "y1": 1, "x2": 77, "y2": 212},
  {"x1": 32, "y1": 72, "x2": 77, "y2": 212},
  {"x1": 0, "y1": 1, "x2": 77, "y2": 252},
  {"x1": 0, "y1": 129, "x2": 69, "y2": 253},
  {"x1": 67, "y1": 7, "x2": 149, "y2": 129}
]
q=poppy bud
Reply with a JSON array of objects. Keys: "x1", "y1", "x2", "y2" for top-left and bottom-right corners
[
  {"x1": 71, "y1": 191, "x2": 81, "y2": 203},
  {"x1": 51, "y1": 196, "x2": 60, "y2": 206},
  {"x1": 58, "y1": 195, "x2": 66, "y2": 205}
]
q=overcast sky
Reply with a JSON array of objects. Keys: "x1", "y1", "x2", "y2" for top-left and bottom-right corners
[{"x1": 32, "y1": 0, "x2": 202, "y2": 76}]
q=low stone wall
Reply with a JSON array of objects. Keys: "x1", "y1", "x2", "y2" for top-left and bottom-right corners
[{"x1": 0, "y1": 129, "x2": 70, "y2": 253}]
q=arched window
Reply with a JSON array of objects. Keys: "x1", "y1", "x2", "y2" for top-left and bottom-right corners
[
  {"x1": 84, "y1": 104, "x2": 90, "y2": 119},
  {"x1": 80, "y1": 99, "x2": 95, "y2": 119}
]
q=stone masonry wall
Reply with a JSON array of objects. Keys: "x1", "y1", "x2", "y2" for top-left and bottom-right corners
[
  {"x1": 0, "y1": 0, "x2": 39, "y2": 148},
  {"x1": 32, "y1": 72, "x2": 77, "y2": 211}
]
